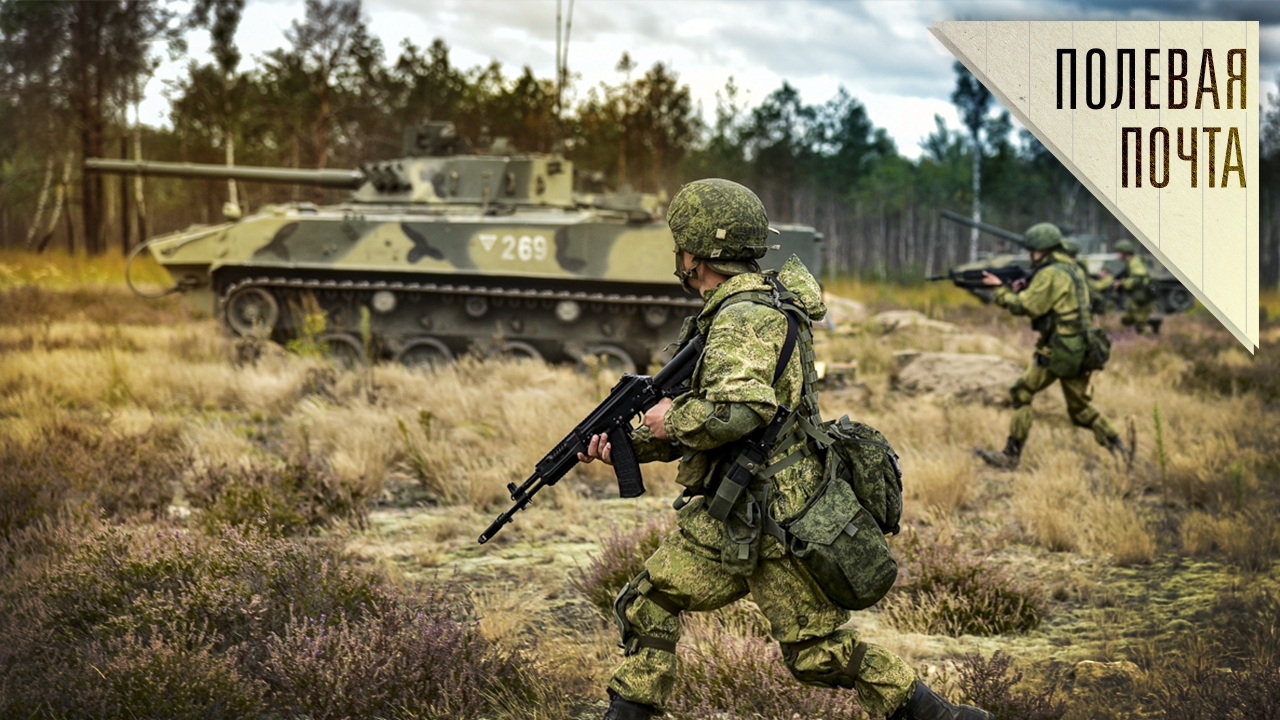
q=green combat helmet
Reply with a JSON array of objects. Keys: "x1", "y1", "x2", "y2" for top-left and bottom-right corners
[
  {"x1": 1021, "y1": 222, "x2": 1063, "y2": 251},
  {"x1": 1061, "y1": 236, "x2": 1081, "y2": 257},
  {"x1": 668, "y1": 178, "x2": 775, "y2": 282},
  {"x1": 1114, "y1": 238, "x2": 1137, "y2": 254}
]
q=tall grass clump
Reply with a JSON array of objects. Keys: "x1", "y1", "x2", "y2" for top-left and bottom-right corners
[
  {"x1": 881, "y1": 529, "x2": 1044, "y2": 636},
  {"x1": 0, "y1": 518, "x2": 550, "y2": 719},
  {"x1": 569, "y1": 515, "x2": 673, "y2": 614}
]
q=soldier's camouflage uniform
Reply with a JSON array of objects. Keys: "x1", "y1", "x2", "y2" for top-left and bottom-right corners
[
  {"x1": 1119, "y1": 254, "x2": 1156, "y2": 334},
  {"x1": 611, "y1": 255, "x2": 917, "y2": 718},
  {"x1": 993, "y1": 251, "x2": 1120, "y2": 447}
]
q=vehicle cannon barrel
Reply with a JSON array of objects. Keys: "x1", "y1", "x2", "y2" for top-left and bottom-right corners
[
  {"x1": 939, "y1": 210, "x2": 1026, "y2": 245},
  {"x1": 84, "y1": 158, "x2": 366, "y2": 189}
]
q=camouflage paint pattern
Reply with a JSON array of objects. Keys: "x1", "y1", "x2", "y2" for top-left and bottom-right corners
[
  {"x1": 667, "y1": 179, "x2": 771, "y2": 260},
  {"x1": 609, "y1": 256, "x2": 916, "y2": 717}
]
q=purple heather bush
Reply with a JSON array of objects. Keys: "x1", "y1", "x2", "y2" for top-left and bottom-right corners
[
  {"x1": 881, "y1": 528, "x2": 1044, "y2": 637},
  {"x1": 0, "y1": 517, "x2": 543, "y2": 719},
  {"x1": 570, "y1": 514, "x2": 673, "y2": 614},
  {"x1": 187, "y1": 454, "x2": 367, "y2": 536},
  {"x1": 0, "y1": 420, "x2": 184, "y2": 539}
]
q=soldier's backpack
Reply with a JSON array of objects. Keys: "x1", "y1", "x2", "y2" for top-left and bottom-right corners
[{"x1": 708, "y1": 276, "x2": 902, "y2": 611}]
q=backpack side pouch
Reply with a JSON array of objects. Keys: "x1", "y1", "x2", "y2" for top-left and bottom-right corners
[{"x1": 785, "y1": 475, "x2": 897, "y2": 611}]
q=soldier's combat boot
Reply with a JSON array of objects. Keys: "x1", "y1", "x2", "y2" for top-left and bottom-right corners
[
  {"x1": 603, "y1": 689, "x2": 656, "y2": 720},
  {"x1": 888, "y1": 681, "x2": 993, "y2": 720},
  {"x1": 1148, "y1": 318, "x2": 1163, "y2": 335},
  {"x1": 975, "y1": 437, "x2": 1022, "y2": 470}
]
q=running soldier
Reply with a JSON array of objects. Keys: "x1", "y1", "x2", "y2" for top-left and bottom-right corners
[
  {"x1": 581, "y1": 179, "x2": 991, "y2": 720},
  {"x1": 976, "y1": 223, "x2": 1131, "y2": 469}
]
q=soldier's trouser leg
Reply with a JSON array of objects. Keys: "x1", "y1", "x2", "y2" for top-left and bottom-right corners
[
  {"x1": 608, "y1": 526, "x2": 917, "y2": 718},
  {"x1": 608, "y1": 525, "x2": 747, "y2": 710},
  {"x1": 755, "y1": 554, "x2": 916, "y2": 719},
  {"x1": 1060, "y1": 373, "x2": 1118, "y2": 445},
  {"x1": 1122, "y1": 302, "x2": 1154, "y2": 334},
  {"x1": 1008, "y1": 362, "x2": 1056, "y2": 444}
]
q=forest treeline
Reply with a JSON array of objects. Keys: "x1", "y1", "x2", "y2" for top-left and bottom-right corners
[{"x1": 2, "y1": 0, "x2": 1279, "y2": 284}]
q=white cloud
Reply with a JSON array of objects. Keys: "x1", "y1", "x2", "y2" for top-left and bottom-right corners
[{"x1": 135, "y1": 0, "x2": 1275, "y2": 162}]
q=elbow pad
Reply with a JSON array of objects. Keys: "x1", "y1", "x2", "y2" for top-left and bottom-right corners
[{"x1": 705, "y1": 401, "x2": 768, "y2": 443}]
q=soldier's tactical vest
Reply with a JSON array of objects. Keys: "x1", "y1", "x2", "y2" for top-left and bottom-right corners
[
  {"x1": 699, "y1": 274, "x2": 902, "y2": 610},
  {"x1": 1033, "y1": 260, "x2": 1111, "y2": 378}
]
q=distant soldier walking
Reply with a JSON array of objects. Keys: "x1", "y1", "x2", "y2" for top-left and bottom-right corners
[
  {"x1": 1107, "y1": 238, "x2": 1160, "y2": 335},
  {"x1": 976, "y1": 223, "x2": 1130, "y2": 470},
  {"x1": 583, "y1": 179, "x2": 991, "y2": 720}
]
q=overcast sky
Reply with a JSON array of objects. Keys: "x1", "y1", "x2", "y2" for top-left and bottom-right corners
[{"x1": 142, "y1": 0, "x2": 1280, "y2": 160}]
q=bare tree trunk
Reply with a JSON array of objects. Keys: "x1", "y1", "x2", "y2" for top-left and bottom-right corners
[
  {"x1": 225, "y1": 124, "x2": 238, "y2": 209},
  {"x1": 25, "y1": 155, "x2": 55, "y2": 249},
  {"x1": 133, "y1": 102, "x2": 148, "y2": 243},
  {"x1": 37, "y1": 152, "x2": 75, "y2": 253},
  {"x1": 970, "y1": 134, "x2": 981, "y2": 262}
]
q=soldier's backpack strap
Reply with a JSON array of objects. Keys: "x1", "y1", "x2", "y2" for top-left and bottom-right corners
[{"x1": 705, "y1": 275, "x2": 830, "y2": 523}]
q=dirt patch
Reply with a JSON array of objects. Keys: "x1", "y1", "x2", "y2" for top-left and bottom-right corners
[
  {"x1": 874, "y1": 310, "x2": 959, "y2": 334},
  {"x1": 891, "y1": 351, "x2": 1023, "y2": 406}
]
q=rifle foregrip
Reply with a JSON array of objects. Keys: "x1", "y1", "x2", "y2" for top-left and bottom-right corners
[{"x1": 609, "y1": 426, "x2": 645, "y2": 499}]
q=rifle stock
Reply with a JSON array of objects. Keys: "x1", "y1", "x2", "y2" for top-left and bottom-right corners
[{"x1": 477, "y1": 335, "x2": 705, "y2": 544}]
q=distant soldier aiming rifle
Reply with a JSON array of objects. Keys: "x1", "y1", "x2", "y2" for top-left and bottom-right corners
[{"x1": 975, "y1": 223, "x2": 1132, "y2": 469}]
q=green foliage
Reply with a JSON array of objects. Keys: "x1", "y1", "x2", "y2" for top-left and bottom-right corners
[
  {"x1": 569, "y1": 515, "x2": 672, "y2": 614},
  {"x1": 285, "y1": 291, "x2": 328, "y2": 357},
  {"x1": 1153, "y1": 403, "x2": 1168, "y2": 492},
  {"x1": 881, "y1": 529, "x2": 1044, "y2": 636}
]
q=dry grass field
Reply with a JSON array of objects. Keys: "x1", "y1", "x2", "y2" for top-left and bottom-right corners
[{"x1": 1, "y1": 251, "x2": 1278, "y2": 719}]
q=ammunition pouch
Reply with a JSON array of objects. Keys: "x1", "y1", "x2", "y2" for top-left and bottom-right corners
[
  {"x1": 1081, "y1": 327, "x2": 1112, "y2": 372},
  {"x1": 1129, "y1": 278, "x2": 1154, "y2": 305},
  {"x1": 1046, "y1": 330, "x2": 1086, "y2": 378}
]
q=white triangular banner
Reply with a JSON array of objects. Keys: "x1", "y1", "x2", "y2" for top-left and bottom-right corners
[{"x1": 931, "y1": 21, "x2": 1259, "y2": 351}]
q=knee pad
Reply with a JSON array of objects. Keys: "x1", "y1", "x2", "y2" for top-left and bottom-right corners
[
  {"x1": 780, "y1": 633, "x2": 868, "y2": 690},
  {"x1": 1010, "y1": 382, "x2": 1034, "y2": 409},
  {"x1": 613, "y1": 571, "x2": 682, "y2": 657}
]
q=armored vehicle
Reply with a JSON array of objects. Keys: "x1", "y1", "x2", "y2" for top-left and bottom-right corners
[
  {"x1": 88, "y1": 122, "x2": 822, "y2": 371},
  {"x1": 937, "y1": 211, "x2": 1194, "y2": 315}
]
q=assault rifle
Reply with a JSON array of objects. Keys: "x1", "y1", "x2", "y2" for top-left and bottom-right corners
[
  {"x1": 927, "y1": 264, "x2": 1032, "y2": 292},
  {"x1": 478, "y1": 335, "x2": 705, "y2": 544}
]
